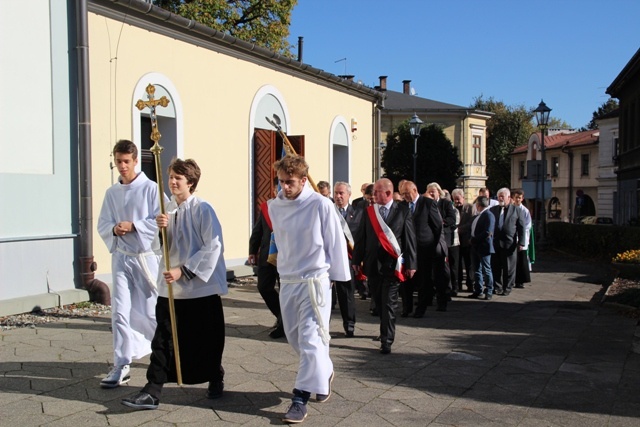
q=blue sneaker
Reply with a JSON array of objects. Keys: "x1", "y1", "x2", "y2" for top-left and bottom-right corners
[
  {"x1": 282, "y1": 401, "x2": 307, "y2": 423},
  {"x1": 316, "y1": 371, "x2": 334, "y2": 403}
]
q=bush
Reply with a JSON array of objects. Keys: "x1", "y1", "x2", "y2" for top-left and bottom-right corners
[{"x1": 547, "y1": 222, "x2": 640, "y2": 261}]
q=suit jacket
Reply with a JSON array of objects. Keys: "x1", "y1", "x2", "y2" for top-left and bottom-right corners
[
  {"x1": 337, "y1": 204, "x2": 362, "y2": 236},
  {"x1": 490, "y1": 203, "x2": 524, "y2": 252},
  {"x1": 456, "y1": 203, "x2": 474, "y2": 247},
  {"x1": 352, "y1": 201, "x2": 417, "y2": 280},
  {"x1": 248, "y1": 205, "x2": 272, "y2": 267},
  {"x1": 351, "y1": 196, "x2": 365, "y2": 210},
  {"x1": 470, "y1": 211, "x2": 495, "y2": 256},
  {"x1": 412, "y1": 195, "x2": 442, "y2": 250},
  {"x1": 437, "y1": 198, "x2": 457, "y2": 247}
]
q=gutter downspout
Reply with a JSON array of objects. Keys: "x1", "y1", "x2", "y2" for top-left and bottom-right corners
[
  {"x1": 561, "y1": 143, "x2": 574, "y2": 223},
  {"x1": 76, "y1": 0, "x2": 110, "y2": 305}
]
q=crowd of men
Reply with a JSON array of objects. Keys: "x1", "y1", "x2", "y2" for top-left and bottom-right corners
[{"x1": 99, "y1": 144, "x2": 533, "y2": 423}]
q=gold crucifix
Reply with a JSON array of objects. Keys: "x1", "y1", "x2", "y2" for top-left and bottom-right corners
[{"x1": 135, "y1": 84, "x2": 183, "y2": 385}]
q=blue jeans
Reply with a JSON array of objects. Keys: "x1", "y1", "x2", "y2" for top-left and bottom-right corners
[{"x1": 470, "y1": 249, "x2": 493, "y2": 296}]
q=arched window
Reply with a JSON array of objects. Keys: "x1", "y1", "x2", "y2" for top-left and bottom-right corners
[{"x1": 330, "y1": 116, "x2": 351, "y2": 185}]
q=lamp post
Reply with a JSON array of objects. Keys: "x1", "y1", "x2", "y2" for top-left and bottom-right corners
[
  {"x1": 409, "y1": 113, "x2": 423, "y2": 183},
  {"x1": 533, "y1": 99, "x2": 551, "y2": 249}
]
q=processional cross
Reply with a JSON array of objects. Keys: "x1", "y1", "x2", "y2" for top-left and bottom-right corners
[{"x1": 135, "y1": 84, "x2": 183, "y2": 385}]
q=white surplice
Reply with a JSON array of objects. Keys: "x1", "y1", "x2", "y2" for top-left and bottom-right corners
[
  {"x1": 97, "y1": 172, "x2": 161, "y2": 366},
  {"x1": 159, "y1": 195, "x2": 228, "y2": 299},
  {"x1": 269, "y1": 185, "x2": 350, "y2": 395}
]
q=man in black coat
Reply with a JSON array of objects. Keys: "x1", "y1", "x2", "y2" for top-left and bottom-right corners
[
  {"x1": 333, "y1": 181, "x2": 362, "y2": 337},
  {"x1": 352, "y1": 178, "x2": 416, "y2": 354},
  {"x1": 490, "y1": 188, "x2": 524, "y2": 296},
  {"x1": 401, "y1": 181, "x2": 442, "y2": 317},
  {"x1": 248, "y1": 197, "x2": 283, "y2": 338}
]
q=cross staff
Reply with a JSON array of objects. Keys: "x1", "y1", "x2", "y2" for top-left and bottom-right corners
[{"x1": 136, "y1": 84, "x2": 183, "y2": 385}]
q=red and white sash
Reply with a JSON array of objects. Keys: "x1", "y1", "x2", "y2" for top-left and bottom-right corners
[
  {"x1": 335, "y1": 206, "x2": 354, "y2": 257},
  {"x1": 367, "y1": 205, "x2": 405, "y2": 281}
]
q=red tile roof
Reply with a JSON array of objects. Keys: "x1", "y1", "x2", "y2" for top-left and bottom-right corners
[{"x1": 512, "y1": 130, "x2": 599, "y2": 154}]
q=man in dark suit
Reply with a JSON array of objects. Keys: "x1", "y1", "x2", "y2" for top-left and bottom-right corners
[
  {"x1": 490, "y1": 188, "x2": 524, "y2": 296},
  {"x1": 248, "y1": 195, "x2": 284, "y2": 338},
  {"x1": 468, "y1": 196, "x2": 495, "y2": 299},
  {"x1": 352, "y1": 178, "x2": 416, "y2": 354},
  {"x1": 452, "y1": 189, "x2": 474, "y2": 292},
  {"x1": 401, "y1": 181, "x2": 442, "y2": 317},
  {"x1": 333, "y1": 181, "x2": 362, "y2": 337}
]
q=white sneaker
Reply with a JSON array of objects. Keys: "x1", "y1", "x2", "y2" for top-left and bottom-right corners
[{"x1": 100, "y1": 364, "x2": 130, "y2": 388}]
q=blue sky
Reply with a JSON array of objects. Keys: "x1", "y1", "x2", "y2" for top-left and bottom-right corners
[{"x1": 288, "y1": 0, "x2": 640, "y2": 129}]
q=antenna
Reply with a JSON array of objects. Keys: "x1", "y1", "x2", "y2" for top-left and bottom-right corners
[{"x1": 334, "y1": 57, "x2": 347, "y2": 75}]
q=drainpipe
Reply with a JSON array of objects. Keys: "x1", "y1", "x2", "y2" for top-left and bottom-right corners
[
  {"x1": 561, "y1": 143, "x2": 574, "y2": 223},
  {"x1": 76, "y1": 0, "x2": 110, "y2": 305}
]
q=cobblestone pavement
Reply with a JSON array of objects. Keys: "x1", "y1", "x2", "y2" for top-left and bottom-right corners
[{"x1": 1, "y1": 254, "x2": 639, "y2": 426}]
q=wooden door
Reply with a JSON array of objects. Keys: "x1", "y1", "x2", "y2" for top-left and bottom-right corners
[{"x1": 253, "y1": 129, "x2": 304, "y2": 218}]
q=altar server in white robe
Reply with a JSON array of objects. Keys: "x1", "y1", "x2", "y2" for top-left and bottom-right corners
[
  {"x1": 121, "y1": 158, "x2": 228, "y2": 411},
  {"x1": 97, "y1": 139, "x2": 162, "y2": 388},
  {"x1": 269, "y1": 155, "x2": 350, "y2": 424}
]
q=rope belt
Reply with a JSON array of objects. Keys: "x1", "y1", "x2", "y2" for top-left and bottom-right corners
[
  {"x1": 116, "y1": 247, "x2": 158, "y2": 290},
  {"x1": 280, "y1": 273, "x2": 331, "y2": 345}
]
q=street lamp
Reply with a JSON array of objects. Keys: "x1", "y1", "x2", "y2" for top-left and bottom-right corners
[
  {"x1": 533, "y1": 99, "x2": 551, "y2": 248},
  {"x1": 409, "y1": 113, "x2": 423, "y2": 183}
]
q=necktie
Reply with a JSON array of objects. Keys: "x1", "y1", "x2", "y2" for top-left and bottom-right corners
[
  {"x1": 379, "y1": 206, "x2": 388, "y2": 220},
  {"x1": 499, "y1": 207, "x2": 505, "y2": 229},
  {"x1": 339, "y1": 207, "x2": 346, "y2": 218},
  {"x1": 409, "y1": 201, "x2": 415, "y2": 214}
]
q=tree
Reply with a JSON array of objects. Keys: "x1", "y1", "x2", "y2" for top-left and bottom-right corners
[
  {"x1": 154, "y1": 0, "x2": 297, "y2": 55},
  {"x1": 471, "y1": 95, "x2": 535, "y2": 193},
  {"x1": 381, "y1": 122, "x2": 463, "y2": 193},
  {"x1": 586, "y1": 98, "x2": 619, "y2": 129}
]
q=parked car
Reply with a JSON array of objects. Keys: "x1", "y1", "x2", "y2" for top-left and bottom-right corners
[{"x1": 579, "y1": 216, "x2": 613, "y2": 225}]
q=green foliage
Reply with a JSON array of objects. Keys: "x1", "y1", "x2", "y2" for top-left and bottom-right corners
[
  {"x1": 154, "y1": 0, "x2": 297, "y2": 55},
  {"x1": 587, "y1": 98, "x2": 619, "y2": 130},
  {"x1": 471, "y1": 95, "x2": 535, "y2": 193},
  {"x1": 548, "y1": 222, "x2": 640, "y2": 261},
  {"x1": 381, "y1": 122, "x2": 463, "y2": 192}
]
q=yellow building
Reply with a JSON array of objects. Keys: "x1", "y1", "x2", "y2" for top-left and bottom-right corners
[{"x1": 377, "y1": 77, "x2": 492, "y2": 199}]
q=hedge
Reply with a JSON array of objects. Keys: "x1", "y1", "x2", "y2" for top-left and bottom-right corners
[{"x1": 547, "y1": 222, "x2": 640, "y2": 261}]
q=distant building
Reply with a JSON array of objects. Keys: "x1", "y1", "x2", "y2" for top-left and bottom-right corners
[
  {"x1": 376, "y1": 77, "x2": 492, "y2": 199},
  {"x1": 595, "y1": 109, "x2": 620, "y2": 223},
  {"x1": 511, "y1": 129, "x2": 599, "y2": 224},
  {"x1": 607, "y1": 48, "x2": 640, "y2": 226}
]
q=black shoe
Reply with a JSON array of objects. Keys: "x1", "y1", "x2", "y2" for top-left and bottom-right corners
[
  {"x1": 501, "y1": 290, "x2": 511, "y2": 296},
  {"x1": 467, "y1": 293, "x2": 481, "y2": 299},
  {"x1": 345, "y1": 330, "x2": 354, "y2": 338},
  {"x1": 485, "y1": 294, "x2": 492, "y2": 300},
  {"x1": 206, "y1": 380, "x2": 224, "y2": 399},
  {"x1": 370, "y1": 309, "x2": 379, "y2": 317},
  {"x1": 121, "y1": 391, "x2": 159, "y2": 410},
  {"x1": 515, "y1": 284, "x2": 525, "y2": 289},
  {"x1": 413, "y1": 310, "x2": 425, "y2": 318},
  {"x1": 269, "y1": 324, "x2": 285, "y2": 339},
  {"x1": 316, "y1": 371, "x2": 334, "y2": 402},
  {"x1": 400, "y1": 310, "x2": 412, "y2": 318},
  {"x1": 450, "y1": 291, "x2": 458, "y2": 297},
  {"x1": 372, "y1": 335, "x2": 381, "y2": 342},
  {"x1": 380, "y1": 344, "x2": 391, "y2": 354}
]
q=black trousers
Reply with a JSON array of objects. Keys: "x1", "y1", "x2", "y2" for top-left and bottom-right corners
[
  {"x1": 144, "y1": 295, "x2": 225, "y2": 398},
  {"x1": 415, "y1": 248, "x2": 436, "y2": 312},
  {"x1": 491, "y1": 247, "x2": 518, "y2": 293},
  {"x1": 448, "y1": 245, "x2": 460, "y2": 293},
  {"x1": 334, "y1": 276, "x2": 356, "y2": 333},
  {"x1": 257, "y1": 264, "x2": 280, "y2": 321},
  {"x1": 368, "y1": 274, "x2": 400, "y2": 346},
  {"x1": 458, "y1": 245, "x2": 473, "y2": 290}
]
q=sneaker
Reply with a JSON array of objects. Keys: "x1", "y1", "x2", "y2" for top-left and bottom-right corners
[
  {"x1": 282, "y1": 401, "x2": 307, "y2": 423},
  {"x1": 316, "y1": 371, "x2": 334, "y2": 403},
  {"x1": 121, "y1": 391, "x2": 159, "y2": 410},
  {"x1": 206, "y1": 380, "x2": 224, "y2": 399},
  {"x1": 100, "y1": 364, "x2": 130, "y2": 388}
]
